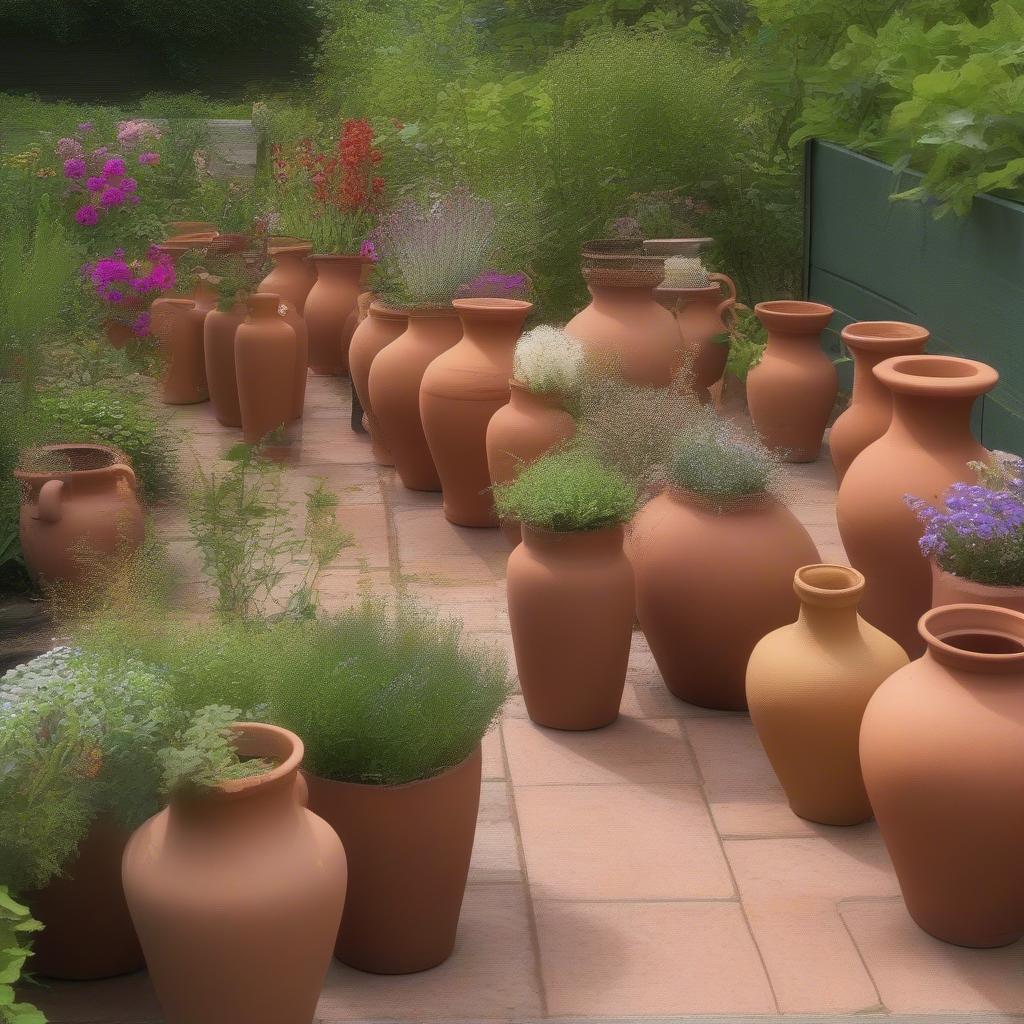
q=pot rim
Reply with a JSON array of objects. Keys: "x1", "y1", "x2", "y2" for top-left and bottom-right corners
[
  {"x1": 452, "y1": 297, "x2": 534, "y2": 317},
  {"x1": 309, "y1": 253, "x2": 368, "y2": 264},
  {"x1": 304, "y1": 744, "x2": 481, "y2": 793},
  {"x1": 204, "y1": 722, "x2": 305, "y2": 799},
  {"x1": 920, "y1": 603, "x2": 1024, "y2": 672},
  {"x1": 874, "y1": 354, "x2": 999, "y2": 398},
  {"x1": 655, "y1": 283, "x2": 719, "y2": 299},
  {"x1": 754, "y1": 300, "x2": 834, "y2": 333},
  {"x1": 268, "y1": 242, "x2": 313, "y2": 259},
  {"x1": 368, "y1": 301, "x2": 410, "y2": 320},
  {"x1": 794, "y1": 563, "x2": 865, "y2": 607},
  {"x1": 840, "y1": 320, "x2": 930, "y2": 351},
  {"x1": 403, "y1": 303, "x2": 460, "y2": 319},
  {"x1": 14, "y1": 443, "x2": 129, "y2": 484},
  {"x1": 663, "y1": 482, "x2": 776, "y2": 513}
]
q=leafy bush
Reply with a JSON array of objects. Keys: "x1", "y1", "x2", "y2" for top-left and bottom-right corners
[{"x1": 0, "y1": 888, "x2": 44, "y2": 1024}]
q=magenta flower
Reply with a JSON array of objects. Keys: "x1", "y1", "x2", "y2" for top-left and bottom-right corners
[
  {"x1": 359, "y1": 239, "x2": 379, "y2": 262},
  {"x1": 86, "y1": 176, "x2": 105, "y2": 193},
  {"x1": 74, "y1": 205, "x2": 99, "y2": 226},
  {"x1": 121, "y1": 176, "x2": 137, "y2": 193},
  {"x1": 131, "y1": 312, "x2": 151, "y2": 337},
  {"x1": 100, "y1": 187, "x2": 126, "y2": 208},
  {"x1": 106, "y1": 289, "x2": 124, "y2": 303},
  {"x1": 102, "y1": 157, "x2": 126, "y2": 177},
  {"x1": 138, "y1": 152, "x2": 160, "y2": 166},
  {"x1": 93, "y1": 146, "x2": 108, "y2": 158},
  {"x1": 63, "y1": 157, "x2": 87, "y2": 179}
]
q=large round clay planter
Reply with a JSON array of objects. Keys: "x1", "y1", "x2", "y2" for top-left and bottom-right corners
[
  {"x1": 258, "y1": 242, "x2": 316, "y2": 313},
  {"x1": 860, "y1": 604, "x2": 1024, "y2": 947},
  {"x1": 837, "y1": 355, "x2": 997, "y2": 657},
  {"x1": 420, "y1": 298, "x2": 534, "y2": 528},
  {"x1": 508, "y1": 526, "x2": 634, "y2": 730},
  {"x1": 368, "y1": 306, "x2": 462, "y2": 492},
  {"x1": 235, "y1": 294, "x2": 297, "y2": 446},
  {"x1": 204, "y1": 302, "x2": 246, "y2": 428},
  {"x1": 279, "y1": 298, "x2": 309, "y2": 422},
  {"x1": 304, "y1": 747, "x2": 482, "y2": 974},
  {"x1": 14, "y1": 444, "x2": 144, "y2": 588},
  {"x1": 748, "y1": 301, "x2": 837, "y2": 462},
  {"x1": 746, "y1": 564, "x2": 909, "y2": 825},
  {"x1": 630, "y1": 487, "x2": 820, "y2": 710},
  {"x1": 304, "y1": 255, "x2": 364, "y2": 376},
  {"x1": 152, "y1": 298, "x2": 207, "y2": 405},
  {"x1": 830, "y1": 321, "x2": 930, "y2": 483},
  {"x1": 349, "y1": 304, "x2": 409, "y2": 467},
  {"x1": 932, "y1": 563, "x2": 1024, "y2": 614}
]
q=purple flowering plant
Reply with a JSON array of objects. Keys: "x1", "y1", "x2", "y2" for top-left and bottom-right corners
[
  {"x1": 81, "y1": 246, "x2": 176, "y2": 336},
  {"x1": 457, "y1": 269, "x2": 532, "y2": 300}
]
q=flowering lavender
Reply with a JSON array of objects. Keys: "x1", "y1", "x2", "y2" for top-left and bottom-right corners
[
  {"x1": 81, "y1": 247, "x2": 176, "y2": 335},
  {"x1": 457, "y1": 269, "x2": 531, "y2": 300}
]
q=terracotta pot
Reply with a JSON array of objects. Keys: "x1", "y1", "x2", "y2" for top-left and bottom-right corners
[
  {"x1": 630, "y1": 487, "x2": 820, "y2": 710},
  {"x1": 279, "y1": 298, "x2": 309, "y2": 422},
  {"x1": 258, "y1": 242, "x2": 316, "y2": 313},
  {"x1": 165, "y1": 220, "x2": 217, "y2": 239},
  {"x1": 746, "y1": 564, "x2": 909, "y2": 825},
  {"x1": 829, "y1": 321, "x2": 930, "y2": 483},
  {"x1": 151, "y1": 298, "x2": 207, "y2": 405},
  {"x1": 508, "y1": 526, "x2": 634, "y2": 729},
  {"x1": 837, "y1": 354, "x2": 998, "y2": 657},
  {"x1": 305, "y1": 747, "x2": 481, "y2": 974},
  {"x1": 748, "y1": 301, "x2": 837, "y2": 462},
  {"x1": 485, "y1": 381, "x2": 576, "y2": 545},
  {"x1": 14, "y1": 444, "x2": 144, "y2": 588},
  {"x1": 304, "y1": 255, "x2": 364, "y2": 376},
  {"x1": 123, "y1": 723, "x2": 346, "y2": 1023},
  {"x1": 860, "y1": 604, "x2": 1024, "y2": 947},
  {"x1": 204, "y1": 302, "x2": 246, "y2": 428},
  {"x1": 368, "y1": 306, "x2": 462, "y2": 491},
  {"x1": 420, "y1": 298, "x2": 534, "y2": 527},
  {"x1": 235, "y1": 293, "x2": 297, "y2": 445},
  {"x1": 932, "y1": 562, "x2": 1024, "y2": 614}
]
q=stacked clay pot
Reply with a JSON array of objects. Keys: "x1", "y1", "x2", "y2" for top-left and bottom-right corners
[
  {"x1": 305, "y1": 255, "x2": 364, "y2": 376},
  {"x1": 235, "y1": 294, "x2": 297, "y2": 446},
  {"x1": 204, "y1": 301, "x2": 247, "y2": 427},
  {"x1": 258, "y1": 241, "x2": 316, "y2": 313}
]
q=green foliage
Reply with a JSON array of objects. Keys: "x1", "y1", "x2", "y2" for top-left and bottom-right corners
[
  {"x1": 725, "y1": 306, "x2": 768, "y2": 381},
  {"x1": 0, "y1": 888, "x2": 45, "y2": 1024}
]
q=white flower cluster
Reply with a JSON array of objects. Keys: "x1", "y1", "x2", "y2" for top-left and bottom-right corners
[
  {"x1": 513, "y1": 325, "x2": 585, "y2": 397},
  {"x1": 662, "y1": 256, "x2": 709, "y2": 289}
]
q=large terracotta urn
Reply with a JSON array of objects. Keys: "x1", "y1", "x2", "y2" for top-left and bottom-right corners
[
  {"x1": 152, "y1": 297, "x2": 207, "y2": 405},
  {"x1": 829, "y1": 321, "x2": 930, "y2": 482},
  {"x1": 748, "y1": 301, "x2": 836, "y2": 462},
  {"x1": 258, "y1": 242, "x2": 316, "y2": 313},
  {"x1": 204, "y1": 301, "x2": 246, "y2": 427},
  {"x1": 304, "y1": 747, "x2": 481, "y2": 974},
  {"x1": 837, "y1": 354, "x2": 997, "y2": 657},
  {"x1": 860, "y1": 604, "x2": 1024, "y2": 947},
  {"x1": 304, "y1": 255, "x2": 364, "y2": 376},
  {"x1": 279, "y1": 298, "x2": 309, "y2": 422},
  {"x1": 932, "y1": 563, "x2": 1024, "y2": 614},
  {"x1": 630, "y1": 487, "x2": 820, "y2": 710},
  {"x1": 368, "y1": 306, "x2": 462, "y2": 492},
  {"x1": 420, "y1": 298, "x2": 533, "y2": 527},
  {"x1": 235, "y1": 294, "x2": 297, "y2": 446},
  {"x1": 746, "y1": 564, "x2": 908, "y2": 826}
]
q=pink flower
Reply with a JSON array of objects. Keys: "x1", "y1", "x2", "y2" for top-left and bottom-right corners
[
  {"x1": 127, "y1": 195, "x2": 140, "y2": 206},
  {"x1": 86, "y1": 176, "x2": 105, "y2": 193},
  {"x1": 77, "y1": 122, "x2": 93, "y2": 133},
  {"x1": 100, "y1": 187, "x2": 126, "y2": 208},
  {"x1": 121, "y1": 176, "x2": 137, "y2": 193},
  {"x1": 106, "y1": 289, "x2": 124, "y2": 303},
  {"x1": 138, "y1": 152, "x2": 160, "y2": 166},
  {"x1": 131, "y1": 312, "x2": 151, "y2": 337},
  {"x1": 74, "y1": 205, "x2": 99, "y2": 226},
  {"x1": 63, "y1": 157, "x2": 87, "y2": 179},
  {"x1": 102, "y1": 157, "x2": 126, "y2": 177},
  {"x1": 57, "y1": 137, "x2": 84, "y2": 160},
  {"x1": 93, "y1": 146, "x2": 108, "y2": 158}
]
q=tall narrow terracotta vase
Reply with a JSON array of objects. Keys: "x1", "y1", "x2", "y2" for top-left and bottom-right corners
[
  {"x1": 932, "y1": 563, "x2": 1024, "y2": 614},
  {"x1": 829, "y1": 321, "x2": 930, "y2": 482},
  {"x1": 368, "y1": 306, "x2": 462, "y2": 491},
  {"x1": 279, "y1": 298, "x2": 309, "y2": 422},
  {"x1": 304, "y1": 255, "x2": 364, "y2": 376},
  {"x1": 860, "y1": 604, "x2": 1024, "y2": 947},
  {"x1": 204, "y1": 301, "x2": 246, "y2": 427},
  {"x1": 123, "y1": 724, "x2": 347, "y2": 1023},
  {"x1": 837, "y1": 355, "x2": 997, "y2": 657},
  {"x1": 258, "y1": 242, "x2": 316, "y2": 313},
  {"x1": 235, "y1": 294, "x2": 297, "y2": 445},
  {"x1": 748, "y1": 301, "x2": 836, "y2": 462},
  {"x1": 746, "y1": 564, "x2": 909, "y2": 825},
  {"x1": 152, "y1": 298, "x2": 207, "y2": 405}
]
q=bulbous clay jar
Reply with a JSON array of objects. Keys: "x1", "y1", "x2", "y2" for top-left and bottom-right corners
[
  {"x1": 204, "y1": 302, "x2": 246, "y2": 427},
  {"x1": 860, "y1": 604, "x2": 1024, "y2": 947},
  {"x1": 748, "y1": 301, "x2": 837, "y2": 462},
  {"x1": 304, "y1": 747, "x2": 481, "y2": 974},
  {"x1": 124, "y1": 724, "x2": 346, "y2": 1024},
  {"x1": 368, "y1": 306, "x2": 462, "y2": 492},
  {"x1": 746, "y1": 564, "x2": 909, "y2": 825},
  {"x1": 420, "y1": 298, "x2": 534, "y2": 527},
  {"x1": 304, "y1": 255, "x2": 364, "y2": 376},
  {"x1": 258, "y1": 242, "x2": 316, "y2": 313},
  {"x1": 837, "y1": 354, "x2": 997, "y2": 657},
  {"x1": 932, "y1": 563, "x2": 1024, "y2": 614},
  {"x1": 235, "y1": 294, "x2": 297, "y2": 445},
  {"x1": 630, "y1": 487, "x2": 820, "y2": 710},
  {"x1": 152, "y1": 298, "x2": 207, "y2": 405},
  {"x1": 14, "y1": 444, "x2": 144, "y2": 588},
  {"x1": 349, "y1": 304, "x2": 409, "y2": 467},
  {"x1": 829, "y1": 321, "x2": 930, "y2": 483},
  {"x1": 485, "y1": 381, "x2": 577, "y2": 546},
  {"x1": 508, "y1": 526, "x2": 634, "y2": 729},
  {"x1": 279, "y1": 298, "x2": 309, "y2": 422}
]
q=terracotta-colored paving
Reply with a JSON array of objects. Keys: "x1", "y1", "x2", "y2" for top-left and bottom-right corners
[{"x1": 34, "y1": 376, "x2": 1024, "y2": 1023}]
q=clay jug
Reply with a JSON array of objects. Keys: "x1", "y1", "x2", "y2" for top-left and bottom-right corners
[
  {"x1": 630, "y1": 487, "x2": 820, "y2": 710},
  {"x1": 507, "y1": 526, "x2": 634, "y2": 729},
  {"x1": 152, "y1": 298, "x2": 207, "y2": 405},
  {"x1": 14, "y1": 444, "x2": 144, "y2": 588},
  {"x1": 123, "y1": 723, "x2": 346, "y2": 1023},
  {"x1": 349, "y1": 304, "x2": 408, "y2": 466},
  {"x1": 204, "y1": 301, "x2": 246, "y2": 427},
  {"x1": 860, "y1": 604, "x2": 1024, "y2": 947},
  {"x1": 746, "y1": 564, "x2": 909, "y2": 826},
  {"x1": 748, "y1": 301, "x2": 836, "y2": 462},
  {"x1": 235, "y1": 294, "x2": 297, "y2": 445},
  {"x1": 279, "y1": 298, "x2": 309, "y2": 422},
  {"x1": 485, "y1": 381, "x2": 576, "y2": 546},
  {"x1": 837, "y1": 354, "x2": 997, "y2": 657},
  {"x1": 304, "y1": 747, "x2": 481, "y2": 974},
  {"x1": 304, "y1": 255, "x2": 364, "y2": 376},
  {"x1": 932, "y1": 563, "x2": 1024, "y2": 614},
  {"x1": 420, "y1": 298, "x2": 533, "y2": 527},
  {"x1": 258, "y1": 242, "x2": 316, "y2": 313},
  {"x1": 830, "y1": 321, "x2": 930, "y2": 482},
  {"x1": 368, "y1": 306, "x2": 462, "y2": 492}
]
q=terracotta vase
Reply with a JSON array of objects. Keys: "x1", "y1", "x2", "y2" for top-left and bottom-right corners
[
  {"x1": 235, "y1": 294, "x2": 297, "y2": 445},
  {"x1": 349, "y1": 304, "x2": 408, "y2": 466},
  {"x1": 204, "y1": 302, "x2": 246, "y2": 427},
  {"x1": 508, "y1": 526, "x2": 634, "y2": 729},
  {"x1": 630, "y1": 487, "x2": 820, "y2": 710},
  {"x1": 166, "y1": 220, "x2": 217, "y2": 239},
  {"x1": 123, "y1": 723, "x2": 346, "y2": 1024},
  {"x1": 368, "y1": 306, "x2": 462, "y2": 491},
  {"x1": 932, "y1": 563, "x2": 1024, "y2": 614},
  {"x1": 746, "y1": 564, "x2": 909, "y2": 825},
  {"x1": 747, "y1": 301, "x2": 837, "y2": 462},
  {"x1": 860, "y1": 604, "x2": 1024, "y2": 947},
  {"x1": 151, "y1": 298, "x2": 207, "y2": 405},
  {"x1": 420, "y1": 299, "x2": 533, "y2": 527},
  {"x1": 279, "y1": 298, "x2": 309, "y2": 422},
  {"x1": 837, "y1": 354, "x2": 998, "y2": 657},
  {"x1": 304, "y1": 747, "x2": 481, "y2": 974},
  {"x1": 14, "y1": 444, "x2": 144, "y2": 588},
  {"x1": 304, "y1": 255, "x2": 364, "y2": 376},
  {"x1": 829, "y1": 321, "x2": 930, "y2": 482},
  {"x1": 258, "y1": 242, "x2": 316, "y2": 313}
]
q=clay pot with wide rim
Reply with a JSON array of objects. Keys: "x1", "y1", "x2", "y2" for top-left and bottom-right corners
[
  {"x1": 151, "y1": 298, "x2": 207, "y2": 405},
  {"x1": 204, "y1": 301, "x2": 246, "y2": 427},
  {"x1": 123, "y1": 723, "x2": 346, "y2": 1024},
  {"x1": 508, "y1": 526, "x2": 634, "y2": 729},
  {"x1": 746, "y1": 564, "x2": 909, "y2": 826},
  {"x1": 279, "y1": 297, "x2": 309, "y2": 422},
  {"x1": 258, "y1": 242, "x2": 316, "y2": 313},
  {"x1": 304, "y1": 747, "x2": 481, "y2": 974},
  {"x1": 748, "y1": 301, "x2": 837, "y2": 462},
  {"x1": 830, "y1": 321, "x2": 930, "y2": 483},
  {"x1": 304, "y1": 255, "x2": 364, "y2": 376},
  {"x1": 165, "y1": 220, "x2": 217, "y2": 239},
  {"x1": 14, "y1": 444, "x2": 144, "y2": 588},
  {"x1": 420, "y1": 298, "x2": 534, "y2": 527},
  {"x1": 630, "y1": 487, "x2": 820, "y2": 710},
  {"x1": 932, "y1": 563, "x2": 1024, "y2": 614},
  {"x1": 860, "y1": 604, "x2": 1024, "y2": 947},
  {"x1": 837, "y1": 354, "x2": 997, "y2": 657},
  {"x1": 368, "y1": 306, "x2": 462, "y2": 491},
  {"x1": 235, "y1": 294, "x2": 297, "y2": 445}
]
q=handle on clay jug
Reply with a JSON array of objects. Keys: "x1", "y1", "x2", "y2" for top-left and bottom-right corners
[
  {"x1": 709, "y1": 272, "x2": 737, "y2": 307},
  {"x1": 112, "y1": 463, "x2": 138, "y2": 493},
  {"x1": 34, "y1": 479, "x2": 64, "y2": 523},
  {"x1": 715, "y1": 296, "x2": 737, "y2": 333}
]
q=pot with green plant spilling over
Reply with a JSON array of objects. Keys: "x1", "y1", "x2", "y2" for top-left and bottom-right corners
[{"x1": 496, "y1": 449, "x2": 637, "y2": 729}]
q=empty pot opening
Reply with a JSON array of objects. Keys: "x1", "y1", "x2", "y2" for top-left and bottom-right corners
[
  {"x1": 798, "y1": 565, "x2": 858, "y2": 591},
  {"x1": 893, "y1": 358, "x2": 976, "y2": 379},
  {"x1": 851, "y1": 323, "x2": 923, "y2": 340},
  {"x1": 760, "y1": 300, "x2": 832, "y2": 316},
  {"x1": 940, "y1": 631, "x2": 1024, "y2": 656},
  {"x1": 23, "y1": 446, "x2": 116, "y2": 474}
]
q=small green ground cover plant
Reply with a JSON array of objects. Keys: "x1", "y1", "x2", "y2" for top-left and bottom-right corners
[{"x1": 0, "y1": 887, "x2": 44, "y2": 1024}]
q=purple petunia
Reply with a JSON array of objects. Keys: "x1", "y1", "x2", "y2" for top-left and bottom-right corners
[
  {"x1": 78, "y1": 122, "x2": 93, "y2": 133},
  {"x1": 131, "y1": 312, "x2": 151, "y2": 337},
  {"x1": 100, "y1": 187, "x2": 126, "y2": 208},
  {"x1": 359, "y1": 239, "x2": 378, "y2": 262},
  {"x1": 74, "y1": 205, "x2": 99, "y2": 226},
  {"x1": 121, "y1": 176, "x2": 137, "y2": 193},
  {"x1": 102, "y1": 157, "x2": 126, "y2": 178},
  {"x1": 63, "y1": 157, "x2": 87, "y2": 179},
  {"x1": 86, "y1": 176, "x2": 105, "y2": 193}
]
